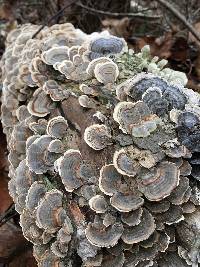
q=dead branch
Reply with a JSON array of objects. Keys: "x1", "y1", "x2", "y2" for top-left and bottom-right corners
[
  {"x1": 76, "y1": 1, "x2": 161, "y2": 20},
  {"x1": 155, "y1": 0, "x2": 200, "y2": 42}
]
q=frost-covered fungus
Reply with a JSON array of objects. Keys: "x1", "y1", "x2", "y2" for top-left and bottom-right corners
[
  {"x1": 94, "y1": 61, "x2": 119, "y2": 85},
  {"x1": 168, "y1": 176, "x2": 190, "y2": 205},
  {"x1": 99, "y1": 164, "x2": 123, "y2": 196},
  {"x1": 37, "y1": 251, "x2": 65, "y2": 267},
  {"x1": 145, "y1": 200, "x2": 170, "y2": 214},
  {"x1": 27, "y1": 135, "x2": 58, "y2": 174},
  {"x1": 30, "y1": 57, "x2": 49, "y2": 86},
  {"x1": 142, "y1": 87, "x2": 169, "y2": 116},
  {"x1": 89, "y1": 195, "x2": 108, "y2": 213},
  {"x1": 177, "y1": 110, "x2": 200, "y2": 129},
  {"x1": 85, "y1": 222, "x2": 123, "y2": 247},
  {"x1": 84, "y1": 124, "x2": 112, "y2": 150},
  {"x1": 162, "y1": 139, "x2": 188, "y2": 158},
  {"x1": 47, "y1": 116, "x2": 68, "y2": 139},
  {"x1": 101, "y1": 252, "x2": 125, "y2": 267},
  {"x1": 110, "y1": 192, "x2": 144, "y2": 212},
  {"x1": 36, "y1": 189, "x2": 66, "y2": 233},
  {"x1": 176, "y1": 111, "x2": 200, "y2": 153},
  {"x1": 113, "y1": 148, "x2": 138, "y2": 177},
  {"x1": 125, "y1": 73, "x2": 187, "y2": 111},
  {"x1": 27, "y1": 88, "x2": 55, "y2": 117},
  {"x1": 121, "y1": 208, "x2": 155, "y2": 244},
  {"x1": 86, "y1": 57, "x2": 112, "y2": 76},
  {"x1": 26, "y1": 181, "x2": 47, "y2": 210},
  {"x1": 29, "y1": 119, "x2": 48, "y2": 135},
  {"x1": 138, "y1": 162, "x2": 180, "y2": 201},
  {"x1": 15, "y1": 159, "x2": 38, "y2": 197},
  {"x1": 176, "y1": 208, "x2": 200, "y2": 266},
  {"x1": 113, "y1": 101, "x2": 161, "y2": 137},
  {"x1": 121, "y1": 207, "x2": 143, "y2": 226},
  {"x1": 15, "y1": 105, "x2": 30, "y2": 122},
  {"x1": 88, "y1": 36, "x2": 126, "y2": 60},
  {"x1": 56, "y1": 54, "x2": 91, "y2": 81},
  {"x1": 55, "y1": 149, "x2": 84, "y2": 192},
  {"x1": 78, "y1": 95, "x2": 96, "y2": 109},
  {"x1": 48, "y1": 139, "x2": 64, "y2": 153},
  {"x1": 79, "y1": 84, "x2": 98, "y2": 96},
  {"x1": 43, "y1": 80, "x2": 70, "y2": 102},
  {"x1": 41, "y1": 46, "x2": 69, "y2": 65},
  {"x1": 9, "y1": 120, "x2": 32, "y2": 154},
  {"x1": 18, "y1": 65, "x2": 36, "y2": 87},
  {"x1": 113, "y1": 146, "x2": 161, "y2": 178},
  {"x1": 51, "y1": 216, "x2": 73, "y2": 258},
  {"x1": 20, "y1": 209, "x2": 44, "y2": 244}
]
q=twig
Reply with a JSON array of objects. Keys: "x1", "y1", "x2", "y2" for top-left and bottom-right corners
[
  {"x1": 32, "y1": 0, "x2": 77, "y2": 39},
  {"x1": 0, "y1": 203, "x2": 17, "y2": 227},
  {"x1": 76, "y1": 1, "x2": 161, "y2": 20},
  {"x1": 154, "y1": 0, "x2": 200, "y2": 42}
]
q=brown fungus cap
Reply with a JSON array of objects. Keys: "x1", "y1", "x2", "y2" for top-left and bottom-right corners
[
  {"x1": 85, "y1": 222, "x2": 123, "y2": 248},
  {"x1": 27, "y1": 135, "x2": 56, "y2": 174},
  {"x1": 47, "y1": 116, "x2": 68, "y2": 139},
  {"x1": 138, "y1": 162, "x2": 180, "y2": 201},
  {"x1": 99, "y1": 164, "x2": 123, "y2": 196},
  {"x1": 110, "y1": 192, "x2": 144, "y2": 213},
  {"x1": 84, "y1": 124, "x2": 112, "y2": 150},
  {"x1": 36, "y1": 189, "x2": 67, "y2": 233},
  {"x1": 55, "y1": 149, "x2": 84, "y2": 192},
  {"x1": 89, "y1": 195, "x2": 108, "y2": 214},
  {"x1": 121, "y1": 208, "x2": 155, "y2": 244},
  {"x1": 27, "y1": 88, "x2": 55, "y2": 117}
]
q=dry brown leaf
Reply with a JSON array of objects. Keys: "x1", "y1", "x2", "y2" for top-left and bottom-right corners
[{"x1": 102, "y1": 17, "x2": 132, "y2": 39}]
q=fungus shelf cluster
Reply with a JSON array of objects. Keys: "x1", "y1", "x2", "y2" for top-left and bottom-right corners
[{"x1": 1, "y1": 23, "x2": 200, "y2": 267}]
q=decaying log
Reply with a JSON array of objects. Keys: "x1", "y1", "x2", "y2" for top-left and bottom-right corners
[{"x1": 1, "y1": 22, "x2": 200, "y2": 266}]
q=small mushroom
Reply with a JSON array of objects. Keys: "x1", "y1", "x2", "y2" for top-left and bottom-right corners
[
  {"x1": 168, "y1": 176, "x2": 190, "y2": 205},
  {"x1": 113, "y1": 148, "x2": 140, "y2": 177},
  {"x1": 94, "y1": 61, "x2": 119, "y2": 85},
  {"x1": 47, "y1": 116, "x2": 68, "y2": 139},
  {"x1": 78, "y1": 95, "x2": 96, "y2": 108},
  {"x1": 48, "y1": 139, "x2": 64, "y2": 153},
  {"x1": 27, "y1": 135, "x2": 57, "y2": 174},
  {"x1": 41, "y1": 46, "x2": 69, "y2": 65},
  {"x1": 99, "y1": 164, "x2": 123, "y2": 196},
  {"x1": 138, "y1": 162, "x2": 180, "y2": 201},
  {"x1": 86, "y1": 57, "x2": 112, "y2": 76},
  {"x1": 79, "y1": 84, "x2": 98, "y2": 96},
  {"x1": 121, "y1": 208, "x2": 155, "y2": 244},
  {"x1": 121, "y1": 208, "x2": 143, "y2": 226},
  {"x1": 26, "y1": 181, "x2": 47, "y2": 210},
  {"x1": 27, "y1": 88, "x2": 55, "y2": 117},
  {"x1": 55, "y1": 149, "x2": 84, "y2": 192},
  {"x1": 88, "y1": 36, "x2": 125, "y2": 60},
  {"x1": 113, "y1": 101, "x2": 161, "y2": 137},
  {"x1": 84, "y1": 124, "x2": 112, "y2": 150},
  {"x1": 29, "y1": 119, "x2": 48, "y2": 135},
  {"x1": 43, "y1": 80, "x2": 70, "y2": 102},
  {"x1": 20, "y1": 210, "x2": 43, "y2": 244},
  {"x1": 110, "y1": 192, "x2": 144, "y2": 212},
  {"x1": 85, "y1": 222, "x2": 123, "y2": 248},
  {"x1": 36, "y1": 189, "x2": 67, "y2": 233},
  {"x1": 89, "y1": 195, "x2": 108, "y2": 213}
]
